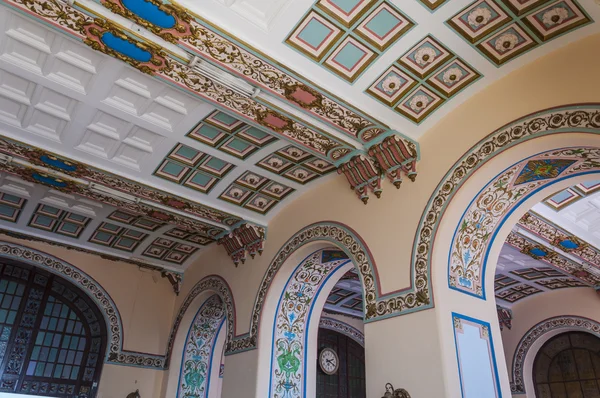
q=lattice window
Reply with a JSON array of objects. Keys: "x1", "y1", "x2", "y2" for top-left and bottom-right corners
[
  {"x1": 0, "y1": 260, "x2": 106, "y2": 398},
  {"x1": 534, "y1": 331, "x2": 600, "y2": 397},
  {"x1": 316, "y1": 328, "x2": 365, "y2": 398}
]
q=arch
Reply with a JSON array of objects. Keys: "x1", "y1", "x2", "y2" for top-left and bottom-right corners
[
  {"x1": 411, "y1": 105, "x2": 600, "y2": 306},
  {"x1": 165, "y1": 275, "x2": 236, "y2": 366},
  {"x1": 449, "y1": 146, "x2": 600, "y2": 298},
  {"x1": 0, "y1": 240, "x2": 165, "y2": 368},
  {"x1": 228, "y1": 221, "x2": 428, "y2": 355},
  {"x1": 510, "y1": 316, "x2": 600, "y2": 394},
  {"x1": 177, "y1": 294, "x2": 226, "y2": 398},
  {"x1": 268, "y1": 247, "x2": 353, "y2": 398},
  {"x1": 318, "y1": 317, "x2": 364, "y2": 347}
]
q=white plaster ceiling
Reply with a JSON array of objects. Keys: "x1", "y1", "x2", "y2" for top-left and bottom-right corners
[
  {"x1": 180, "y1": 0, "x2": 600, "y2": 139},
  {"x1": 0, "y1": 6, "x2": 341, "y2": 271},
  {"x1": 324, "y1": 269, "x2": 363, "y2": 318}
]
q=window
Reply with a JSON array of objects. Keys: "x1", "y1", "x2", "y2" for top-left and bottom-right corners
[
  {"x1": 0, "y1": 260, "x2": 106, "y2": 397},
  {"x1": 316, "y1": 328, "x2": 365, "y2": 398},
  {"x1": 534, "y1": 331, "x2": 600, "y2": 398}
]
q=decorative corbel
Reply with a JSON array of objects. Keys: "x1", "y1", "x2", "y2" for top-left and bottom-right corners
[
  {"x1": 368, "y1": 135, "x2": 418, "y2": 188},
  {"x1": 337, "y1": 155, "x2": 382, "y2": 204},
  {"x1": 161, "y1": 271, "x2": 183, "y2": 295},
  {"x1": 497, "y1": 305, "x2": 513, "y2": 331},
  {"x1": 218, "y1": 223, "x2": 266, "y2": 266},
  {"x1": 218, "y1": 232, "x2": 246, "y2": 266}
]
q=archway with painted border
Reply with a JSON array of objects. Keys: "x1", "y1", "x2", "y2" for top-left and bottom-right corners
[
  {"x1": 163, "y1": 275, "x2": 236, "y2": 398},
  {"x1": 418, "y1": 105, "x2": 600, "y2": 397},
  {"x1": 228, "y1": 220, "x2": 420, "y2": 357},
  {"x1": 0, "y1": 240, "x2": 166, "y2": 368},
  {"x1": 262, "y1": 247, "x2": 358, "y2": 398},
  {"x1": 510, "y1": 316, "x2": 600, "y2": 395},
  {"x1": 411, "y1": 105, "x2": 600, "y2": 304}
]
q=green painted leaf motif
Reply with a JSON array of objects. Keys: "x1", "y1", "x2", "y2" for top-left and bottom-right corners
[{"x1": 277, "y1": 348, "x2": 300, "y2": 376}]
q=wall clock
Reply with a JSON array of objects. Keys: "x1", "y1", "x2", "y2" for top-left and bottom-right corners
[{"x1": 319, "y1": 347, "x2": 339, "y2": 375}]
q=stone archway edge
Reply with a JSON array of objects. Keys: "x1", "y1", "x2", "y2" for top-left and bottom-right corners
[{"x1": 510, "y1": 315, "x2": 600, "y2": 394}]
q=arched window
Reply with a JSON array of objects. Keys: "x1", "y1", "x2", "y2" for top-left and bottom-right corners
[
  {"x1": 0, "y1": 259, "x2": 107, "y2": 397},
  {"x1": 316, "y1": 328, "x2": 365, "y2": 398},
  {"x1": 534, "y1": 331, "x2": 600, "y2": 397}
]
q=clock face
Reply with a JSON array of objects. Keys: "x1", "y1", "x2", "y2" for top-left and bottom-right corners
[{"x1": 319, "y1": 348, "x2": 339, "y2": 375}]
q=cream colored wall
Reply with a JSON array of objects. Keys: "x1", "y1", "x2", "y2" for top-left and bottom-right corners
[
  {"x1": 175, "y1": 33, "x2": 600, "y2": 398},
  {"x1": 501, "y1": 288, "x2": 600, "y2": 398},
  {"x1": 0, "y1": 234, "x2": 176, "y2": 398}
]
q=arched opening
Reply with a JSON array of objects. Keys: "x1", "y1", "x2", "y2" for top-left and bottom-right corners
[
  {"x1": 0, "y1": 258, "x2": 107, "y2": 398},
  {"x1": 265, "y1": 247, "x2": 367, "y2": 398},
  {"x1": 533, "y1": 331, "x2": 600, "y2": 397},
  {"x1": 177, "y1": 294, "x2": 226, "y2": 398},
  {"x1": 163, "y1": 276, "x2": 235, "y2": 398},
  {"x1": 412, "y1": 106, "x2": 600, "y2": 397}
]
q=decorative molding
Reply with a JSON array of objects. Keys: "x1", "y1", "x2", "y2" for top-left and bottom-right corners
[
  {"x1": 269, "y1": 249, "x2": 351, "y2": 398},
  {"x1": 0, "y1": 136, "x2": 241, "y2": 229},
  {"x1": 408, "y1": 104, "x2": 600, "y2": 309},
  {"x1": 177, "y1": 295, "x2": 225, "y2": 398},
  {"x1": 0, "y1": 240, "x2": 167, "y2": 368},
  {"x1": 319, "y1": 317, "x2": 364, "y2": 346},
  {"x1": 98, "y1": 0, "x2": 389, "y2": 142},
  {"x1": 450, "y1": 148, "x2": 600, "y2": 298},
  {"x1": 368, "y1": 135, "x2": 419, "y2": 187},
  {"x1": 497, "y1": 305, "x2": 513, "y2": 331},
  {"x1": 165, "y1": 275, "x2": 239, "y2": 366},
  {"x1": 518, "y1": 211, "x2": 599, "y2": 265},
  {"x1": 505, "y1": 231, "x2": 600, "y2": 287},
  {"x1": 218, "y1": 223, "x2": 266, "y2": 266},
  {"x1": 227, "y1": 221, "x2": 430, "y2": 356},
  {"x1": 510, "y1": 316, "x2": 600, "y2": 394}
]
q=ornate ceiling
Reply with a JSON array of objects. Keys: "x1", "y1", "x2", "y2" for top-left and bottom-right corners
[
  {"x1": 495, "y1": 182, "x2": 600, "y2": 306},
  {"x1": 0, "y1": 0, "x2": 597, "y2": 287}
]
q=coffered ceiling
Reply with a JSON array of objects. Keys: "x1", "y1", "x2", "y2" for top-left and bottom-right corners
[
  {"x1": 184, "y1": 0, "x2": 599, "y2": 131},
  {"x1": 0, "y1": 0, "x2": 597, "y2": 282}
]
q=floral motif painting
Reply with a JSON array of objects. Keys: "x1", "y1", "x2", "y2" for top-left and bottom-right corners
[
  {"x1": 178, "y1": 295, "x2": 225, "y2": 398},
  {"x1": 269, "y1": 248, "x2": 350, "y2": 398},
  {"x1": 449, "y1": 147, "x2": 600, "y2": 299}
]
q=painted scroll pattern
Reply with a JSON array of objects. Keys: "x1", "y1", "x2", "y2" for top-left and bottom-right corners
[
  {"x1": 270, "y1": 249, "x2": 349, "y2": 398},
  {"x1": 179, "y1": 295, "x2": 225, "y2": 398},
  {"x1": 450, "y1": 147, "x2": 600, "y2": 297}
]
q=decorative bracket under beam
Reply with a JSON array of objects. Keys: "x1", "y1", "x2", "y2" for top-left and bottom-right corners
[
  {"x1": 368, "y1": 135, "x2": 418, "y2": 188},
  {"x1": 161, "y1": 271, "x2": 183, "y2": 295},
  {"x1": 337, "y1": 135, "x2": 419, "y2": 204},
  {"x1": 497, "y1": 305, "x2": 513, "y2": 331},
  {"x1": 218, "y1": 223, "x2": 266, "y2": 266},
  {"x1": 337, "y1": 155, "x2": 382, "y2": 204}
]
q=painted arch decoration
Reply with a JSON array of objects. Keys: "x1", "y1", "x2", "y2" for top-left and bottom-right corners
[
  {"x1": 269, "y1": 248, "x2": 351, "y2": 398},
  {"x1": 228, "y1": 220, "x2": 431, "y2": 355},
  {"x1": 409, "y1": 104, "x2": 600, "y2": 306},
  {"x1": 166, "y1": 275, "x2": 237, "y2": 365},
  {"x1": 510, "y1": 316, "x2": 600, "y2": 394},
  {"x1": 177, "y1": 294, "x2": 226, "y2": 398},
  {"x1": 0, "y1": 241, "x2": 166, "y2": 368},
  {"x1": 450, "y1": 147, "x2": 600, "y2": 298}
]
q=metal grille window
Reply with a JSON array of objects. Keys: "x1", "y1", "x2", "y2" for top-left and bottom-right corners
[
  {"x1": 534, "y1": 331, "x2": 600, "y2": 398},
  {"x1": 316, "y1": 328, "x2": 365, "y2": 398},
  {"x1": 0, "y1": 260, "x2": 106, "y2": 398}
]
